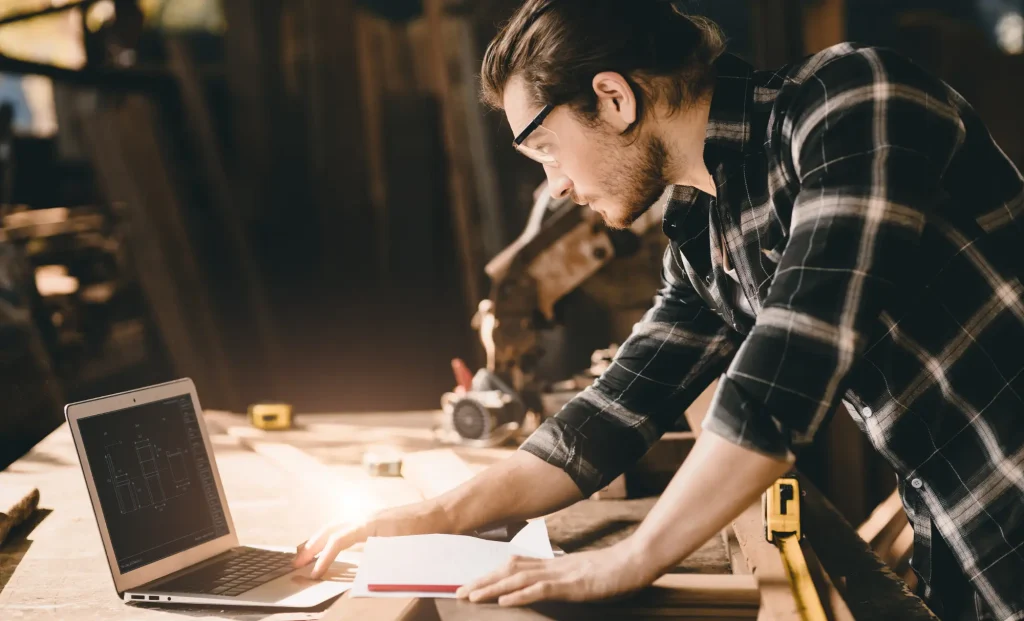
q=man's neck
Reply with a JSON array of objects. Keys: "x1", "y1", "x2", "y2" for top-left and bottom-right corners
[{"x1": 656, "y1": 91, "x2": 715, "y2": 196}]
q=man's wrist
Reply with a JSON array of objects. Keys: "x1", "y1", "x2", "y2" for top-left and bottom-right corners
[
  {"x1": 618, "y1": 536, "x2": 667, "y2": 582},
  {"x1": 430, "y1": 496, "x2": 460, "y2": 534}
]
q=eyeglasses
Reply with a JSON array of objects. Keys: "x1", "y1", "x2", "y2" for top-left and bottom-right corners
[{"x1": 512, "y1": 104, "x2": 560, "y2": 167}]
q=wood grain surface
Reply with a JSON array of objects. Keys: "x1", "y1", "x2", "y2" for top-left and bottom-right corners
[{"x1": 1, "y1": 411, "x2": 735, "y2": 621}]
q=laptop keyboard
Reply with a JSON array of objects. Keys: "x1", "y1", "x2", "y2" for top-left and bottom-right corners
[{"x1": 153, "y1": 547, "x2": 296, "y2": 598}]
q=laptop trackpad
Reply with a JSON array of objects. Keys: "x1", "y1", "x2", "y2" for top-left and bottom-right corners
[{"x1": 241, "y1": 555, "x2": 358, "y2": 606}]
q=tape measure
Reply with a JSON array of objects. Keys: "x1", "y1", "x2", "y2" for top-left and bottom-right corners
[
  {"x1": 248, "y1": 403, "x2": 293, "y2": 430},
  {"x1": 764, "y1": 476, "x2": 827, "y2": 621},
  {"x1": 362, "y1": 446, "x2": 403, "y2": 477}
]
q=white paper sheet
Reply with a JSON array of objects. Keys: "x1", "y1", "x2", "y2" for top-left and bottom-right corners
[{"x1": 350, "y1": 519, "x2": 553, "y2": 599}]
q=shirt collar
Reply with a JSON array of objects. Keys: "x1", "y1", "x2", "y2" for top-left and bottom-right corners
[{"x1": 703, "y1": 53, "x2": 767, "y2": 155}]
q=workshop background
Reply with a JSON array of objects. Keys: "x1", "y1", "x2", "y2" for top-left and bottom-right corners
[{"x1": 0, "y1": 0, "x2": 1021, "y2": 531}]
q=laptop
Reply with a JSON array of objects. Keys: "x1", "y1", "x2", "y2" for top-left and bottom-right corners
[{"x1": 66, "y1": 378, "x2": 352, "y2": 608}]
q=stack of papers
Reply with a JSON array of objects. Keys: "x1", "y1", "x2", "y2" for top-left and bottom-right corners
[{"x1": 351, "y1": 519, "x2": 554, "y2": 598}]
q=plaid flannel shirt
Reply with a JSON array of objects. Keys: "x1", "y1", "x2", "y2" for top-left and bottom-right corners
[{"x1": 519, "y1": 44, "x2": 1024, "y2": 618}]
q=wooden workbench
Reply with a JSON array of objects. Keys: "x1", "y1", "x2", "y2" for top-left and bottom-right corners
[{"x1": 0, "y1": 411, "x2": 759, "y2": 621}]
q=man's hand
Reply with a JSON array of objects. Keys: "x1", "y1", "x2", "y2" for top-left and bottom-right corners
[
  {"x1": 454, "y1": 540, "x2": 654, "y2": 606},
  {"x1": 293, "y1": 499, "x2": 453, "y2": 578}
]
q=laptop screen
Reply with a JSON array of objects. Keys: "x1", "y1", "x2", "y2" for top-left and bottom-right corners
[{"x1": 78, "y1": 394, "x2": 230, "y2": 573}]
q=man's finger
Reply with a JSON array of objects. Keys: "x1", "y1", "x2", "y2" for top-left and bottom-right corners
[
  {"x1": 311, "y1": 529, "x2": 358, "y2": 578},
  {"x1": 293, "y1": 525, "x2": 334, "y2": 567},
  {"x1": 456, "y1": 556, "x2": 543, "y2": 598},
  {"x1": 467, "y1": 570, "x2": 553, "y2": 603},
  {"x1": 498, "y1": 580, "x2": 562, "y2": 607}
]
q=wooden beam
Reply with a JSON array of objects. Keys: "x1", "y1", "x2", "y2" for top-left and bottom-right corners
[
  {"x1": 824, "y1": 412, "x2": 869, "y2": 523},
  {"x1": 436, "y1": 574, "x2": 759, "y2": 620},
  {"x1": 81, "y1": 96, "x2": 239, "y2": 407},
  {"x1": 858, "y1": 489, "x2": 909, "y2": 555},
  {"x1": 732, "y1": 502, "x2": 805, "y2": 621},
  {"x1": 803, "y1": 544, "x2": 857, "y2": 621},
  {"x1": 678, "y1": 380, "x2": 804, "y2": 621},
  {"x1": 322, "y1": 597, "x2": 433, "y2": 621},
  {"x1": 422, "y1": 0, "x2": 490, "y2": 320},
  {"x1": 627, "y1": 431, "x2": 696, "y2": 496},
  {"x1": 799, "y1": 475, "x2": 936, "y2": 621},
  {"x1": 890, "y1": 523, "x2": 915, "y2": 575}
]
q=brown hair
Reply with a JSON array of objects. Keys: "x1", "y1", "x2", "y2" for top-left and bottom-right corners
[{"x1": 481, "y1": 0, "x2": 725, "y2": 132}]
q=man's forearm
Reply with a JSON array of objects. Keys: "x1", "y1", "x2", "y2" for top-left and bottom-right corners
[
  {"x1": 435, "y1": 451, "x2": 584, "y2": 534},
  {"x1": 627, "y1": 431, "x2": 793, "y2": 576}
]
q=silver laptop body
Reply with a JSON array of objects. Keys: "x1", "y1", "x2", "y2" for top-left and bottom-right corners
[{"x1": 66, "y1": 378, "x2": 352, "y2": 608}]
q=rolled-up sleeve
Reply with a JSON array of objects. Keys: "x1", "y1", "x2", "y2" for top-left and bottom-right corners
[
  {"x1": 520, "y1": 244, "x2": 738, "y2": 496},
  {"x1": 701, "y1": 48, "x2": 966, "y2": 457}
]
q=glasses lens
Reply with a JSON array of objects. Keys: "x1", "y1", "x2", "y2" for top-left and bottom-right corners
[{"x1": 515, "y1": 125, "x2": 559, "y2": 165}]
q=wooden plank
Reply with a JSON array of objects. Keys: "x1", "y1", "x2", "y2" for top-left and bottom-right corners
[
  {"x1": 684, "y1": 380, "x2": 803, "y2": 621},
  {"x1": 731, "y1": 503, "x2": 802, "y2": 621},
  {"x1": 214, "y1": 411, "x2": 736, "y2": 608},
  {"x1": 437, "y1": 574, "x2": 758, "y2": 620},
  {"x1": 889, "y1": 523, "x2": 914, "y2": 575},
  {"x1": 224, "y1": 425, "x2": 425, "y2": 522},
  {"x1": 627, "y1": 431, "x2": 696, "y2": 497},
  {"x1": 858, "y1": 489, "x2": 908, "y2": 556},
  {"x1": 799, "y1": 475, "x2": 936, "y2": 621},
  {"x1": 80, "y1": 96, "x2": 239, "y2": 407},
  {"x1": 2, "y1": 410, "x2": 745, "y2": 620},
  {"x1": 401, "y1": 449, "x2": 479, "y2": 500},
  {"x1": 0, "y1": 424, "x2": 329, "y2": 620},
  {"x1": 824, "y1": 413, "x2": 869, "y2": 523},
  {"x1": 724, "y1": 529, "x2": 751, "y2": 576},
  {"x1": 802, "y1": 544, "x2": 856, "y2": 621},
  {"x1": 321, "y1": 597, "x2": 431, "y2": 621},
  {"x1": 223, "y1": 422, "x2": 431, "y2": 620}
]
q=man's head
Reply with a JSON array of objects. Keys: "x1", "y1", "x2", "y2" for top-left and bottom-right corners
[{"x1": 481, "y1": 0, "x2": 723, "y2": 228}]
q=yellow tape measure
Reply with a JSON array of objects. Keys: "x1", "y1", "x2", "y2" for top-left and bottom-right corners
[
  {"x1": 764, "y1": 476, "x2": 827, "y2": 621},
  {"x1": 247, "y1": 403, "x2": 293, "y2": 430}
]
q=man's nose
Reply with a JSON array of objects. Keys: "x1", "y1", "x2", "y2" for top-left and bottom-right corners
[{"x1": 546, "y1": 170, "x2": 572, "y2": 200}]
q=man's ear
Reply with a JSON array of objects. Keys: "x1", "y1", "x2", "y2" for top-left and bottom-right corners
[{"x1": 592, "y1": 72, "x2": 637, "y2": 131}]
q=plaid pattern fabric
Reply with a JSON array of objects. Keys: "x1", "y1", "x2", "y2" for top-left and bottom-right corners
[{"x1": 519, "y1": 44, "x2": 1024, "y2": 618}]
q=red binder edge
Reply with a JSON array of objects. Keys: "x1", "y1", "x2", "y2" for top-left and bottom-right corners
[{"x1": 367, "y1": 584, "x2": 461, "y2": 593}]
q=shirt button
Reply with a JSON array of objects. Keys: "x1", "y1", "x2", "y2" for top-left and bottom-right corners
[
  {"x1": 911, "y1": 478, "x2": 923, "y2": 489},
  {"x1": 861, "y1": 406, "x2": 873, "y2": 417}
]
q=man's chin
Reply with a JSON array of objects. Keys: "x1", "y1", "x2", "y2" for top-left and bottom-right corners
[
  {"x1": 599, "y1": 204, "x2": 649, "y2": 230},
  {"x1": 602, "y1": 214, "x2": 633, "y2": 230}
]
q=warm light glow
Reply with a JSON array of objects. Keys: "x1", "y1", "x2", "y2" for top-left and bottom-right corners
[
  {"x1": 996, "y1": 12, "x2": 1024, "y2": 55},
  {"x1": 84, "y1": 0, "x2": 115, "y2": 33},
  {"x1": 35, "y1": 264, "x2": 79, "y2": 296}
]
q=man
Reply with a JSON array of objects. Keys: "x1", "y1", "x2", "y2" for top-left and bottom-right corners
[{"x1": 294, "y1": 1, "x2": 1024, "y2": 618}]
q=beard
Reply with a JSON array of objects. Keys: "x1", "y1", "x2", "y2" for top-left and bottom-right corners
[{"x1": 580, "y1": 132, "x2": 672, "y2": 230}]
